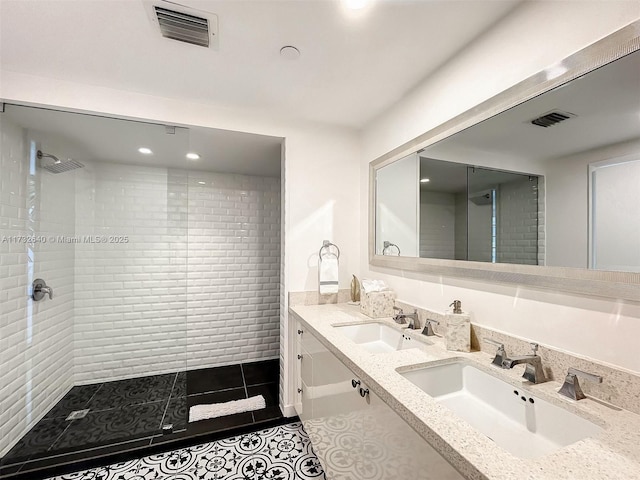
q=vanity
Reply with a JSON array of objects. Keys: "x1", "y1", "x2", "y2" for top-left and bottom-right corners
[{"x1": 290, "y1": 303, "x2": 640, "y2": 480}]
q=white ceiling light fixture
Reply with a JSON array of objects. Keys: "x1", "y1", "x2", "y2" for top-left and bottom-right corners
[
  {"x1": 186, "y1": 152, "x2": 200, "y2": 160},
  {"x1": 420, "y1": 178, "x2": 430, "y2": 183},
  {"x1": 138, "y1": 147, "x2": 153, "y2": 155},
  {"x1": 280, "y1": 46, "x2": 300, "y2": 60}
]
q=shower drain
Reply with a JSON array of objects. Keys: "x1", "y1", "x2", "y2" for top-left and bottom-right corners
[{"x1": 66, "y1": 409, "x2": 90, "y2": 421}]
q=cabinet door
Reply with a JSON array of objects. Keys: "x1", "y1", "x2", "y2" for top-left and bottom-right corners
[
  {"x1": 306, "y1": 336, "x2": 365, "y2": 479},
  {"x1": 296, "y1": 341, "x2": 313, "y2": 422},
  {"x1": 362, "y1": 389, "x2": 465, "y2": 480}
]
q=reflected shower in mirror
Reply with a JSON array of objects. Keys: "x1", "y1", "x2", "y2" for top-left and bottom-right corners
[{"x1": 374, "y1": 47, "x2": 640, "y2": 272}]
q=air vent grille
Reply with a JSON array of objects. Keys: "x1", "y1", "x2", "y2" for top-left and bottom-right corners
[
  {"x1": 530, "y1": 110, "x2": 576, "y2": 128},
  {"x1": 155, "y1": 6, "x2": 210, "y2": 47}
]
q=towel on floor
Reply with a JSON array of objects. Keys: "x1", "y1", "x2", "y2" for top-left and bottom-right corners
[
  {"x1": 319, "y1": 254, "x2": 339, "y2": 295},
  {"x1": 189, "y1": 394, "x2": 266, "y2": 423}
]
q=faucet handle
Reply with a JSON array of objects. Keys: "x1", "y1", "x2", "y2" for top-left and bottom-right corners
[
  {"x1": 530, "y1": 343, "x2": 539, "y2": 355},
  {"x1": 558, "y1": 368, "x2": 603, "y2": 400},
  {"x1": 421, "y1": 319, "x2": 439, "y2": 336},
  {"x1": 483, "y1": 338, "x2": 506, "y2": 367}
]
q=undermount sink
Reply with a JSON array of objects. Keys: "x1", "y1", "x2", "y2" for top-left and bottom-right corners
[
  {"x1": 333, "y1": 323, "x2": 419, "y2": 353},
  {"x1": 400, "y1": 360, "x2": 603, "y2": 459}
]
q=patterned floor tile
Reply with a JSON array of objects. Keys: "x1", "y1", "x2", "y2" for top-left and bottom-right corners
[{"x1": 45, "y1": 422, "x2": 325, "y2": 480}]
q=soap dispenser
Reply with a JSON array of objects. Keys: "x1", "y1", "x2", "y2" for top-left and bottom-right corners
[{"x1": 444, "y1": 300, "x2": 470, "y2": 352}]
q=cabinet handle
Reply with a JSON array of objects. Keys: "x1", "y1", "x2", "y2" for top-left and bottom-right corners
[
  {"x1": 359, "y1": 387, "x2": 369, "y2": 398},
  {"x1": 297, "y1": 354, "x2": 303, "y2": 360},
  {"x1": 297, "y1": 388, "x2": 303, "y2": 394},
  {"x1": 297, "y1": 329, "x2": 303, "y2": 335},
  {"x1": 351, "y1": 379, "x2": 361, "y2": 388}
]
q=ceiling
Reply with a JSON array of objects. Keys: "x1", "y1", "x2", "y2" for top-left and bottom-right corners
[
  {"x1": 3, "y1": 104, "x2": 283, "y2": 176},
  {"x1": 0, "y1": 0, "x2": 521, "y2": 129},
  {"x1": 422, "y1": 49, "x2": 640, "y2": 169}
]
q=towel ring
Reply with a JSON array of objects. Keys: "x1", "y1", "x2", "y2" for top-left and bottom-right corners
[
  {"x1": 319, "y1": 240, "x2": 340, "y2": 260},
  {"x1": 382, "y1": 241, "x2": 401, "y2": 256}
]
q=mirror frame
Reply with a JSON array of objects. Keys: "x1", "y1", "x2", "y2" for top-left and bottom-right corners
[{"x1": 369, "y1": 20, "x2": 640, "y2": 302}]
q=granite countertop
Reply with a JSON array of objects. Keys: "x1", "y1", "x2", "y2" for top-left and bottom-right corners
[{"x1": 289, "y1": 303, "x2": 640, "y2": 480}]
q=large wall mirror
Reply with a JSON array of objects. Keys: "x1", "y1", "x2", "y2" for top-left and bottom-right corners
[{"x1": 370, "y1": 20, "x2": 640, "y2": 301}]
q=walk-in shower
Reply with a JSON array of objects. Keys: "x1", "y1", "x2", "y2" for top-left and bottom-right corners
[{"x1": 0, "y1": 104, "x2": 284, "y2": 479}]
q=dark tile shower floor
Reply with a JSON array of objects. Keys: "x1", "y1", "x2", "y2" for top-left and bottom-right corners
[{"x1": 0, "y1": 359, "x2": 282, "y2": 479}]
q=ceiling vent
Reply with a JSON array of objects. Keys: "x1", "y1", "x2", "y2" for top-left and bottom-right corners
[
  {"x1": 143, "y1": 1, "x2": 218, "y2": 49},
  {"x1": 529, "y1": 110, "x2": 576, "y2": 128}
]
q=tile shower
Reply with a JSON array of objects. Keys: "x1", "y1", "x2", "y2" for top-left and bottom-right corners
[{"x1": 0, "y1": 105, "x2": 283, "y2": 478}]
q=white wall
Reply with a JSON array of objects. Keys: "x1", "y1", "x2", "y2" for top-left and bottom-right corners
[
  {"x1": 0, "y1": 120, "x2": 75, "y2": 457},
  {"x1": 376, "y1": 153, "x2": 419, "y2": 256},
  {"x1": 544, "y1": 138, "x2": 640, "y2": 268},
  {"x1": 360, "y1": 2, "x2": 640, "y2": 374}
]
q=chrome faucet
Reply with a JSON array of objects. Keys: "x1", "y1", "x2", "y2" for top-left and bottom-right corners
[
  {"x1": 483, "y1": 338, "x2": 507, "y2": 367},
  {"x1": 501, "y1": 343, "x2": 547, "y2": 384},
  {"x1": 558, "y1": 367, "x2": 603, "y2": 400},
  {"x1": 422, "y1": 319, "x2": 439, "y2": 336},
  {"x1": 393, "y1": 307, "x2": 419, "y2": 329}
]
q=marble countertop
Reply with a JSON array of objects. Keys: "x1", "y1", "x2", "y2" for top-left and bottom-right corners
[{"x1": 289, "y1": 303, "x2": 640, "y2": 480}]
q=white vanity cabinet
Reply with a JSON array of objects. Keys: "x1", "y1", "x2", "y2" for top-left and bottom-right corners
[{"x1": 294, "y1": 322, "x2": 464, "y2": 480}]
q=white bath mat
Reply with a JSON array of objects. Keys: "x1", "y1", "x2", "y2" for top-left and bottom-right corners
[{"x1": 189, "y1": 394, "x2": 266, "y2": 422}]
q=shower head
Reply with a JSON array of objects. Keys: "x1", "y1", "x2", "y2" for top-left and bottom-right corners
[{"x1": 37, "y1": 150, "x2": 84, "y2": 174}]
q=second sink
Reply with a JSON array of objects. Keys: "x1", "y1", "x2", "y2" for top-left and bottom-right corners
[
  {"x1": 334, "y1": 323, "x2": 420, "y2": 353},
  {"x1": 399, "y1": 359, "x2": 603, "y2": 459}
]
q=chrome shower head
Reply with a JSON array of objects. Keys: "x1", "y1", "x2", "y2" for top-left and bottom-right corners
[
  {"x1": 37, "y1": 149, "x2": 84, "y2": 174},
  {"x1": 37, "y1": 150, "x2": 61, "y2": 163}
]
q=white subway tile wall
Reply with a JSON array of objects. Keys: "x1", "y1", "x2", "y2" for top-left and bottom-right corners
[
  {"x1": 420, "y1": 191, "x2": 456, "y2": 259},
  {"x1": 73, "y1": 163, "x2": 281, "y2": 384},
  {"x1": 186, "y1": 171, "x2": 280, "y2": 369},
  {"x1": 497, "y1": 178, "x2": 539, "y2": 265},
  {"x1": 0, "y1": 120, "x2": 75, "y2": 457},
  {"x1": 73, "y1": 162, "x2": 189, "y2": 384}
]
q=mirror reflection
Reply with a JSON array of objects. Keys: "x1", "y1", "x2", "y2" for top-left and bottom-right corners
[{"x1": 375, "y1": 49, "x2": 640, "y2": 271}]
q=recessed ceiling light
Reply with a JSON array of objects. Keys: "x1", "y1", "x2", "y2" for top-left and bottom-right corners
[
  {"x1": 420, "y1": 178, "x2": 430, "y2": 183},
  {"x1": 138, "y1": 147, "x2": 153, "y2": 155},
  {"x1": 280, "y1": 46, "x2": 301, "y2": 60},
  {"x1": 186, "y1": 152, "x2": 200, "y2": 160},
  {"x1": 342, "y1": 0, "x2": 368, "y2": 10},
  {"x1": 198, "y1": 181, "x2": 206, "y2": 185}
]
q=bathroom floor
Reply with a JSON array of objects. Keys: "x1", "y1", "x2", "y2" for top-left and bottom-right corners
[
  {"x1": 45, "y1": 421, "x2": 325, "y2": 480},
  {"x1": 0, "y1": 359, "x2": 282, "y2": 479}
]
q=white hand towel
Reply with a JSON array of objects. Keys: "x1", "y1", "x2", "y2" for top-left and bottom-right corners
[
  {"x1": 189, "y1": 395, "x2": 266, "y2": 423},
  {"x1": 319, "y1": 254, "x2": 339, "y2": 294}
]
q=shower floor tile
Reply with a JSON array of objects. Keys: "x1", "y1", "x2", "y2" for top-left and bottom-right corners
[
  {"x1": 247, "y1": 382, "x2": 281, "y2": 422},
  {"x1": 1, "y1": 418, "x2": 70, "y2": 463},
  {"x1": 51, "y1": 401, "x2": 167, "y2": 451},
  {"x1": 242, "y1": 358, "x2": 279, "y2": 386},
  {"x1": 187, "y1": 364, "x2": 244, "y2": 395},
  {"x1": 43, "y1": 385, "x2": 102, "y2": 420},
  {"x1": 1, "y1": 359, "x2": 284, "y2": 480},
  {"x1": 88, "y1": 373, "x2": 176, "y2": 410},
  {"x1": 44, "y1": 422, "x2": 325, "y2": 480}
]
